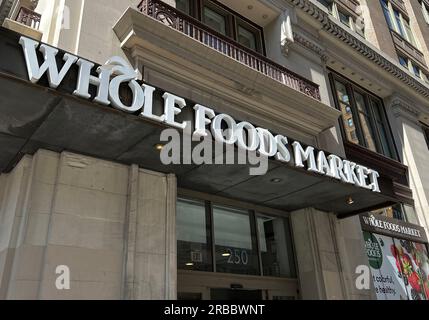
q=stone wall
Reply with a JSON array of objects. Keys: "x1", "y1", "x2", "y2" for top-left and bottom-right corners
[{"x1": 0, "y1": 149, "x2": 177, "y2": 300}]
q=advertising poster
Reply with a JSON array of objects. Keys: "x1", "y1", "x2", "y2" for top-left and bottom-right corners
[
  {"x1": 364, "y1": 231, "x2": 429, "y2": 300},
  {"x1": 363, "y1": 232, "x2": 408, "y2": 300},
  {"x1": 393, "y1": 239, "x2": 429, "y2": 300}
]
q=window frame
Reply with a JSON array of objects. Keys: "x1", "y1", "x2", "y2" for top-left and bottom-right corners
[
  {"x1": 420, "y1": 0, "x2": 429, "y2": 25},
  {"x1": 397, "y1": 52, "x2": 426, "y2": 80},
  {"x1": 329, "y1": 71, "x2": 398, "y2": 160},
  {"x1": 177, "y1": 0, "x2": 266, "y2": 55},
  {"x1": 201, "y1": 0, "x2": 233, "y2": 37},
  {"x1": 235, "y1": 18, "x2": 263, "y2": 54},
  {"x1": 422, "y1": 122, "x2": 429, "y2": 150},
  {"x1": 380, "y1": 0, "x2": 418, "y2": 47},
  {"x1": 176, "y1": 190, "x2": 298, "y2": 279}
]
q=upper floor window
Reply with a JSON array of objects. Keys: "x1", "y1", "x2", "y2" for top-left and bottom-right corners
[
  {"x1": 338, "y1": 10, "x2": 351, "y2": 27},
  {"x1": 420, "y1": 0, "x2": 429, "y2": 24},
  {"x1": 398, "y1": 54, "x2": 427, "y2": 80},
  {"x1": 422, "y1": 123, "x2": 429, "y2": 150},
  {"x1": 317, "y1": 0, "x2": 334, "y2": 13},
  {"x1": 380, "y1": 0, "x2": 417, "y2": 47},
  {"x1": 317, "y1": 0, "x2": 365, "y2": 38},
  {"x1": 176, "y1": 0, "x2": 192, "y2": 15},
  {"x1": 330, "y1": 72, "x2": 397, "y2": 159},
  {"x1": 175, "y1": 0, "x2": 264, "y2": 54}
]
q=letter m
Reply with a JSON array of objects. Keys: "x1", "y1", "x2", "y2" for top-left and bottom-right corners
[{"x1": 19, "y1": 36, "x2": 78, "y2": 88}]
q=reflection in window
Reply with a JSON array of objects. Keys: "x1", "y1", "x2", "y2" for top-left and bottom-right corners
[
  {"x1": 238, "y1": 25, "x2": 257, "y2": 51},
  {"x1": 413, "y1": 65, "x2": 421, "y2": 79},
  {"x1": 317, "y1": 0, "x2": 333, "y2": 13},
  {"x1": 355, "y1": 91, "x2": 377, "y2": 153},
  {"x1": 335, "y1": 80, "x2": 360, "y2": 145},
  {"x1": 339, "y1": 11, "x2": 351, "y2": 27},
  {"x1": 258, "y1": 215, "x2": 296, "y2": 278},
  {"x1": 203, "y1": 6, "x2": 227, "y2": 35},
  {"x1": 373, "y1": 204, "x2": 415, "y2": 222},
  {"x1": 371, "y1": 99, "x2": 394, "y2": 158},
  {"x1": 177, "y1": 198, "x2": 212, "y2": 271},
  {"x1": 380, "y1": 0, "x2": 417, "y2": 46},
  {"x1": 177, "y1": 198, "x2": 297, "y2": 279},
  {"x1": 393, "y1": 9, "x2": 406, "y2": 38},
  {"x1": 176, "y1": 0, "x2": 191, "y2": 15},
  {"x1": 381, "y1": 0, "x2": 394, "y2": 30},
  {"x1": 403, "y1": 205, "x2": 419, "y2": 225},
  {"x1": 332, "y1": 74, "x2": 396, "y2": 159},
  {"x1": 422, "y1": 0, "x2": 429, "y2": 24},
  {"x1": 423, "y1": 124, "x2": 429, "y2": 150},
  {"x1": 399, "y1": 55, "x2": 409, "y2": 69},
  {"x1": 213, "y1": 205, "x2": 259, "y2": 275}
]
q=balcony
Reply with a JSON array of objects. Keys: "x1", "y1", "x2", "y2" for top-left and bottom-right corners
[
  {"x1": 2, "y1": 6, "x2": 42, "y2": 40},
  {"x1": 15, "y1": 6, "x2": 41, "y2": 29},
  {"x1": 137, "y1": 0, "x2": 320, "y2": 101},
  {"x1": 114, "y1": 1, "x2": 341, "y2": 137}
]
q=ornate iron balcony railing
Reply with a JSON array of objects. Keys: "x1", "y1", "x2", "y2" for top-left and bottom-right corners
[
  {"x1": 15, "y1": 6, "x2": 41, "y2": 30},
  {"x1": 137, "y1": 0, "x2": 321, "y2": 101}
]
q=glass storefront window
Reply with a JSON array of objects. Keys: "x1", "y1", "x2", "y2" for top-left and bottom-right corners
[
  {"x1": 177, "y1": 198, "x2": 212, "y2": 271},
  {"x1": 177, "y1": 198, "x2": 297, "y2": 279},
  {"x1": 213, "y1": 205, "x2": 259, "y2": 275},
  {"x1": 257, "y1": 215, "x2": 296, "y2": 278},
  {"x1": 403, "y1": 205, "x2": 419, "y2": 225},
  {"x1": 373, "y1": 204, "x2": 404, "y2": 221},
  {"x1": 372, "y1": 204, "x2": 420, "y2": 224}
]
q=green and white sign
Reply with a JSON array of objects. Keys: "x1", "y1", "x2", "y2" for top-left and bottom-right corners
[{"x1": 363, "y1": 231, "x2": 429, "y2": 300}]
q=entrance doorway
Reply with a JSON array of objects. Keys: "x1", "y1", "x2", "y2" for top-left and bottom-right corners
[
  {"x1": 178, "y1": 270, "x2": 299, "y2": 300},
  {"x1": 210, "y1": 289, "x2": 262, "y2": 300}
]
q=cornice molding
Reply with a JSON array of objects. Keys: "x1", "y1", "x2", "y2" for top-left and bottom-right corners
[
  {"x1": 291, "y1": 30, "x2": 328, "y2": 62},
  {"x1": 288, "y1": 0, "x2": 429, "y2": 99},
  {"x1": 390, "y1": 97, "x2": 421, "y2": 123}
]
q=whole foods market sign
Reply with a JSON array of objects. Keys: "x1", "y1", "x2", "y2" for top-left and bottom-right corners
[
  {"x1": 360, "y1": 213, "x2": 428, "y2": 243},
  {"x1": 19, "y1": 36, "x2": 381, "y2": 192}
]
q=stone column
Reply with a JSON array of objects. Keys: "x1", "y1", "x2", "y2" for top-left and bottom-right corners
[
  {"x1": 387, "y1": 96, "x2": 429, "y2": 235},
  {"x1": 122, "y1": 167, "x2": 177, "y2": 300},
  {"x1": 0, "y1": 149, "x2": 178, "y2": 300},
  {"x1": 290, "y1": 208, "x2": 373, "y2": 300}
]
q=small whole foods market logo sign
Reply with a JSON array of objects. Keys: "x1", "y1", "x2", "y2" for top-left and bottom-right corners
[
  {"x1": 361, "y1": 214, "x2": 425, "y2": 241},
  {"x1": 364, "y1": 232, "x2": 383, "y2": 269},
  {"x1": 19, "y1": 36, "x2": 381, "y2": 189}
]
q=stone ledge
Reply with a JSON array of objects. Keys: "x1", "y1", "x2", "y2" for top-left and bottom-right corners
[{"x1": 2, "y1": 18, "x2": 42, "y2": 41}]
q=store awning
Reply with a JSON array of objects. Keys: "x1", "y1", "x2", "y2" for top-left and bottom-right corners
[
  {"x1": 0, "y1": 72, "x2": 404, "y2": 217},
  {"x1": 0, "y1": 27, "x2": 410, "y2": 217}
]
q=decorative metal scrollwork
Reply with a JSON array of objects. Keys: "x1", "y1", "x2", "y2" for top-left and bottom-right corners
[{"x1": 155, "y1": 11, "x2": 175, "y2": 27}]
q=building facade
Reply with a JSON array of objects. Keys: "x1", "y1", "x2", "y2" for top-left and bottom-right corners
[{"x1": 0, "y1": 0, "x2": 428, "y2": 300}]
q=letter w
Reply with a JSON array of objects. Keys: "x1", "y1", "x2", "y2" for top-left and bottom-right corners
[{"x1": 19, "y1": 36, "x2": 78, "y2": 88}]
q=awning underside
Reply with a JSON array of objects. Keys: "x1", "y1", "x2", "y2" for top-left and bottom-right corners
[{"x1": 0, "y1": 74, "x2": 398, "y2": 217}]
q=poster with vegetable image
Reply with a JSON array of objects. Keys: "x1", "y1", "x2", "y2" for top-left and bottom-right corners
[
  {"x1": 363, "y1": 232, "x2": 408, "y2": 300},
  {"x1": 393, "y1": 239, "x2": 429, "y2": 300}
]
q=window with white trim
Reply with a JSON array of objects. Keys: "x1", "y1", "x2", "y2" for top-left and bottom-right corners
[
  {"x1": 420, "y1": 0, "x2": 429, "y2": 24},
  {"x1": 316, "y1": 0, "x2": 365, "y2": 38},
  {"x1": 380, "y1": 0, "x2": 417, "y2": 47},
  {"x1": 397, "y1": 53, "x2": 427, "y2": 80}
]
